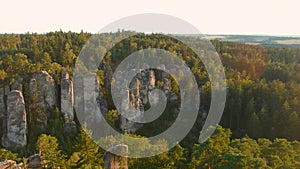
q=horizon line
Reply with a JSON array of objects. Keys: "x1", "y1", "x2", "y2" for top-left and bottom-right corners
[{"x1": 0, "y1": 30, "x2": 300, "y2": 37}]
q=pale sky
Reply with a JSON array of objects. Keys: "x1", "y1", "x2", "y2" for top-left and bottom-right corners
[{"x1": 1, "y1": 0, "x2": 300, "y2": 36}]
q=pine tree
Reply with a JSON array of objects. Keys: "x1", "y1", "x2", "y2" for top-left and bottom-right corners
[
  {"x1": 71, "y1": 124, "x2": 103, "y2": 168},
  {"x1": 36, "y1": 134, "x2": 66, "y2": 168}
]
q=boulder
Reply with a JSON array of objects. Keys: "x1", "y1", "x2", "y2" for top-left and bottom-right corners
[
  {"x1": 0, "y1": 160, "x2": 23, "y2": 169},
  {"x1": 27, "y1": 154, "x2": 45, "y2": 169}
]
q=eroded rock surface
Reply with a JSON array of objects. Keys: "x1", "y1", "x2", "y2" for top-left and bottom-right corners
[
  {"x1": 0, "y1": 160, "x2": 23, "y2": 169},
  {"x1": 61, "y1": 72, "x2": 74, "y2": 120},
  {"x1": 11, "y1": 77, "x2": 23, "y2": 91},
  {"x1": 74, "y1": 73, "x2": 104, "y2": 131},
  {"x1": 0, "y1": 88, "x2": 5, "y2": 119},
  {"x1": 2, "y1": 90, "x2": 27, "y2": 149},
  {"x1": 28, "y1": 71, "x2": 56, "y2": 129},
  {"x1": 118, "y1": 70, "x2": 159, "y2": 133},
  {"x1": 29, "y1": 71, "x2": 56, "y2": 109}
]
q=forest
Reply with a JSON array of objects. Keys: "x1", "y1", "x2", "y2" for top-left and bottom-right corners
[{"x1": 0, "y1": 31, "x2": 300, "y2": 168}]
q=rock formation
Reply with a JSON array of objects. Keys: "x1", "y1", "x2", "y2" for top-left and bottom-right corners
[
  {"x1": 61, "y1": 72, "x2": 77, "y2": 133},
  {"x1": 28, "y1": 71, "x2": 56, "y2": 129},
  {"x1": 74, "y1": 73, "x2": 105, "y2": 132},
  {"x1": 116, "y1": 68, "x2": 180, "y2": 133},
  {"x1": 118, "y1": 69, "x2": 159, "y2": 133},
  {"x1": 29, "y1": 71, "x2": 56, "y2": 110},
  {"x1": 61, "y1": 72, "x2": 74, "y2": 120},
  {"x1": 0, "y1": 87, "x2": 8, "y2": 147},
  {"x1": 2, "y1": 90, "x2": 27, "y2": 149},
  {"x1": 27, "y1": 154, "x2": 45, "y2": 169},
  {"x1": 163, "y1": 78, "x2": 177, "y2": 101},
  {"x1": 0, "y1": 88, "x2": 5, "y2": 119},
  {"x1": 0, "y1": 160, "x2": 23, "y2": 169},
  {"x1": 11, "y1": 77, "x2": 23, "y2": 91}
]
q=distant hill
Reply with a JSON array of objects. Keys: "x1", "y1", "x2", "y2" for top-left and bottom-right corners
[{"x1": 187, "y1": 34, "x2": 300, "y2": 48}]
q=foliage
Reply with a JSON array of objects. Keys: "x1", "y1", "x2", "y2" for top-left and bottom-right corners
[
  {"x1": 0, "y1": 149, "x2": 20, "y2": 162},
  {"x1": 36, "y1": 134, "x2": 66, "y2": 168},
  {"x1": 70, "y1": 124, "x2": 103, "y2": 168},
  {"x1": 1, "y1": 31, "x2": 300, "y2": 168}
]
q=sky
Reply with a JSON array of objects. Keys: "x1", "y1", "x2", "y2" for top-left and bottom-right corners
[{"x1": 0, "y1": 0, "x2": 299, "y2": 36}]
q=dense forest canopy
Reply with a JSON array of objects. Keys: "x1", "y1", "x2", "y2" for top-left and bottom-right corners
[{"x1": 0, "y1": 31, "x2": 300, "y2": 168}]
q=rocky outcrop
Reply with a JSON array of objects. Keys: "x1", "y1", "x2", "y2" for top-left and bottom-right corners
[
  {"x1": 117, "y1": 74, "x2": 141, "y2": 133},
  {"x1": 0, "y1": 88, "x2": 5, "y2": 119},
  {"x1": 116, "y1": 68, "x2": 179, "y2": 133},
  {"x1": 29, "y1": 71, "x2": 56, "y2": 110},
  {"x1": 11, "y1": 77, "x2": 23, "y2": 91},
  {"x1": 2, "y1": 90, "x2": 27, "y2": 149},
  {"x1": 118, "y1": 70, "x2": 158, "y2": 133},
  {"x1": 61, "y1": 72, "x2": 74, "y2": 120},
  {"x1": 163, "y1": 78, "x2": 177, "y2": 101},
  {"x1": 97, "y1": 90, "x2": 108, "y2": 117},
  {"x1": 61, "y1": 72, "x2": 77, "y2": 133},
  {"x1": 103, "y1": 144, "x2": 128, "y2": 169},
  {"x1": 28, "y1": 71, "x2": 56, "y2": 129},
  {"x1": 74, "y1": 73, "x2": 104, "y2": 130},
  {"x1": 0, "y1": 160, "x2": 23, "y2": 169}
]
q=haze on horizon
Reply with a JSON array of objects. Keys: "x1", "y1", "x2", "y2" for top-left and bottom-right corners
[{"x1": 0, "y1": 0, "x2": 299, "y2": 36}]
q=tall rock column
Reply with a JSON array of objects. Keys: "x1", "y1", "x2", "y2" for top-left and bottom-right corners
[
  {"x1": 61, "y1": 72, "x2": 74, "y2": 119},
  {"x1": 0, "y1": 88, "x2": 6, "y2": 140},
  {"x1": 74, "y1": 73, "x2": 104, "y2": 135},
  {"x1": 0, "y1": 88, "x2": 5, "y2": 120},
  {"x1": 61, "y1": 72, "x2": 76, "y2": 133},
  {"x1": 2, "y1": 90, "x2": 27, "y2": 149}
]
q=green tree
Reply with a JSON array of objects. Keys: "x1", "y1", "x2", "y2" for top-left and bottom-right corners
[
  {"x1": 0, "y1": 148, "x2": 20, "y2": 162},
  {"x1": 36, "y1": 134, "x2": 66, "y2": 168},
  {"x1": 71, "y1": 124, "x2": 103, "y2": 168},
  {"x1": 262, "y1": 138, "x2": 297, "y2": 168},
  {"x1": 191, "y1": 126, "x2": 232, "y2": 169}
]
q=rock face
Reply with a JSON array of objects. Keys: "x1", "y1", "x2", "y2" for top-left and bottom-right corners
[
  {"x1": 29, "y1": 71, "x2": 56, "y2": 129},
  {"x1": 116, "y1": 68, "x2": 179, "y2": 133},
  {"x1": 0, "y1": 160, "x2": 23, "y2": 169},
  {"x1": 0, "y1": 88, "x2": 5, "y2": 119},
  {"x1": 74, "y1": 73, "x2": 105, "y2": 130},
  {"x1": 2, "y1": 90, "x2": 27, "y2": 149},
  {"x1": 0, "y1": 88, "x2": 5, "y2": 140},
  {"x1": 61, "y1": 72, "x2": 74, "y2": 120},
  {"x1": 163, "y1": 78, "x2": 177, "y2": 101},
  {"x1": 118, "y1": 70, "x2": 158, "y2": 133},
  {"x1": 29, "y1": 71, "x2": 56, "y2": 110},
  {"x1": 11, "y1": 77, "x2": 23, "y2": 91},
  {"x1": 61, "y1": 72, "x2": 77, "y2": 133},
  {"x1": 103, "y1": 144, "x2": 128, "y2": 169}
]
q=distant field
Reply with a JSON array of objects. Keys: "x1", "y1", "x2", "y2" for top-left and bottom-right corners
[
  {"x1": 276, "y1": 39, "x2": 300, "y2": 45},
  {"x1": 202, "y1": 35, "x2": 226, "y2": 39},
  {"x1": 198, "y1": 34, "x2": 300, "y2": 48}
]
